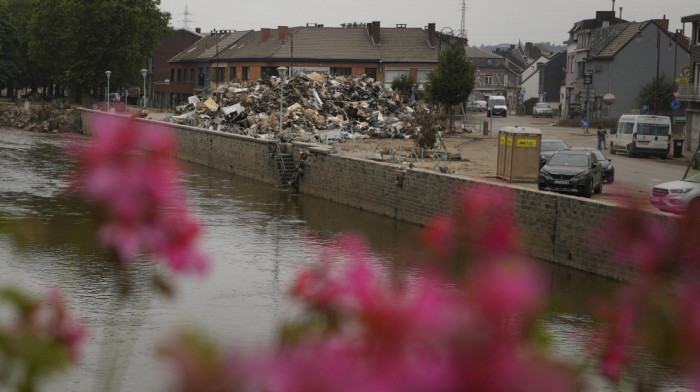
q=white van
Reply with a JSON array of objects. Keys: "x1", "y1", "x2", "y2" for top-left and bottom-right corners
[
  {"x1": 609, "y1": 114, "x2": 671, "y2": 159},
  {"x1": 487, "y1": 95, "x2": 508, "y2": 117}
]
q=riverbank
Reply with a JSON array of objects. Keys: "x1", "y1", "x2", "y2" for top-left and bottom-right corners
[{"x1": 0, "y1": 99, "x2": 82, "y2": 133}]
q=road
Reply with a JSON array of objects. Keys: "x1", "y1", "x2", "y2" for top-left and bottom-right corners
[{"x1": 442, "y1": 112, "x2": 696, "y2": 210}]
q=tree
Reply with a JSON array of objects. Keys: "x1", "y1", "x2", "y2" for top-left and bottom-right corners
[
  {"x1": 26, "y1": 0, "x2": 171, "y2": 104},
  {"x1": 637, "y1": 74, "x2": 676, "y2": 116},
  {"x1": 390, "y1": 73, "x2": 416, "y2": 99},
  {"x1": 423, "y1": 41, "x2": 475, "y2": 133}
]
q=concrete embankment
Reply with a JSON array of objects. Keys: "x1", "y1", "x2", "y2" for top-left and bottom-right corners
[{"x1": 79, "y1": 109, "x2": 674, "y2": 281}]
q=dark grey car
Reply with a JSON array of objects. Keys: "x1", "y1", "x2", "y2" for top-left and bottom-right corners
[
  {"x1": 540, "y1": 139, "x2": 570, "y2": 168},
  {"x1": 538, "y1": 150, "x2": 604, "y2": 198}
]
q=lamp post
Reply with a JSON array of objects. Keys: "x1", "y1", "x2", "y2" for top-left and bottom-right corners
[
  {"x1": 282, "y1": 33, "x2": 294, "y2": 76},
  {"x1": 65, "y1": 70, "x2": 70, "y2": 105},
  {"x1": 105, "y1": 71, "x2": 111, "y2": 112},
  {"x1": 634, "y1": 24, "x2": 662, "y2": 114},
  {"x1": 276, "y1": 66, "x2": 288, "y2": 137},
  {"x1": 141, "y1": 69, "x2": 148, "y2": 108}
]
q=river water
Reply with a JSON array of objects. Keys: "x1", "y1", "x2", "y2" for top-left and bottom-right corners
[{"x1": 0, "y1": 127, "x2": 688, "y2": 391}]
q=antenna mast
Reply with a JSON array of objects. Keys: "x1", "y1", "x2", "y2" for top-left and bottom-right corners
[
  {"x1": 181, "y1": 5, "x2": 193, "y2": 30},
  {"x1": 459, "y1": 0, "x2": 467, "y2": 38}
]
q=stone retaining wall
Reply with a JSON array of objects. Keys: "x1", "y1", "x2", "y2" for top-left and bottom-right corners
[{"x1": 81, "y1": 109, "x2": 672, "y2": 281}]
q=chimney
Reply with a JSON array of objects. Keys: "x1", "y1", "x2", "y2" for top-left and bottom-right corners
[
  {"x1": 278, "y1": 26, "x2": 288, "y2": 40},
  {"x1": 261, "y1": 28, "x2": 271, "y2": 42},
  {"x1": 195, "y1": 27, "x2": 201, "y2": 34},
  {"x1": 428, "y1": 23, "x2": 436, "y2": 47},
  {"x1": 371, "y1": 21, "x2": 380, "y2": 44},
  {"x1": 652, "y1": 18, "x2": 669, "y2": 32},
  {"x1": 595, "y1": 10, "x2": 615, "y2": 22}
]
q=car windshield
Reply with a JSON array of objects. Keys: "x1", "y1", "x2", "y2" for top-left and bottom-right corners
[
  {"x1": 535, "y1": 103, "x2": 549, "y2": 108},
  {"x1": 682, "y1": 172, "x2": 700, "y2": 183},
  {"x1": 637, "y1": 123, "x2": 669, "y2": 136},
  {"x1": 542, "y1": 141, "x2": 568, "y2": 152},
  {"x1": 592, "y1": 150, "x2": 607, "y2": 161},
  {"x1": 547, "y1": 153, "x2": 589, "y2": 167},
  {"x1": 492, "y1": 98, "x2": 506, "y2": 106}
]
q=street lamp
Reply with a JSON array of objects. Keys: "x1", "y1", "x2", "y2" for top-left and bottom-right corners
[
  {"x1": 276, "y1": 66, "x2": 288, "y2": 137},
  {"x1": 141, "y1": 69, "x2": 148, "y2": 108},
  {"x1": 634, "y1": 24, "x2": 661, "y2": 114},
  {"x1": 282, "y1": 33, "x2": 294, "y2": 76},
  {"x1": 65, "y1": 71, "x2": 70, "y2": 105},
  {"x1": 105, "y1": 71, "x2": 111, "y2": 112}
]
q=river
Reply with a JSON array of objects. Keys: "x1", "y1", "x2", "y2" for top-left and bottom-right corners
[{"x1": 0, "y1": 126, "x2": 688, "y2": 391}]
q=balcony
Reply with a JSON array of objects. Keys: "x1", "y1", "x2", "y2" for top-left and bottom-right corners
[{"x1": 677, "y1": 83, "x2": 700, "y2": 101}]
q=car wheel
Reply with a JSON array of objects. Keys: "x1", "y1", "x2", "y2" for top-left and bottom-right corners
[
  {"x1": 503, "y1": 113, "x2": 507, "y2": 118},
  {"x1": 626, "y1": 145, "x2": 634, "y2": 158},
  {"x1": 594, "y1": 180, "x2": 603, "y2": 194},
  {"x1": 606, "y1": 176, "x2": 614, "y2": 184},
  {"x1": 610, "y1": 142, "x2": 616, "y2": 154},
  {"x1": 582, "y1": 178, "x2": 593, "y2": 198},
  {"x1": 659, "y1": 153, "x2": 667, "y2": 160}
]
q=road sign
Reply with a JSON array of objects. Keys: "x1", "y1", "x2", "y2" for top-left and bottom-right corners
[
  {"x1": 543, "y1": 91, "x2": 548, "y2": 99},
  {"x1": 682, "y1": 65, "x2": 691, "y2": 77},
  {"x1": 583, "y1": 71, "x2": 593, "y2": 86},
  {"x1": 579, "y1": 118, "x2": 590, "y2": 128},
  {"x1": 641, "y1": 105, "x2": 649, "y2": 114},
  {"x1": 676, "y1": 77, "x2": 689, "y2": 84},
  {"x1": 671, "y1": 100, "x2": 681, "y2": 110},
  {"x1": 566, "y1": 93, "x2": 570, "y2": 101},
  {"x1": 517, "y1": 93, "x2": 524, "y2": 100}
]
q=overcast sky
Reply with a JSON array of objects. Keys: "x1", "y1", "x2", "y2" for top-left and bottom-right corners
[{"x1": 158, "y1": 0, "x2": 697, "y2": 46}]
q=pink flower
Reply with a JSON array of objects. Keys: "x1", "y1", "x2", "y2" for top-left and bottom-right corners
[{"x1": 66, "y1": 117, "x2": 209, "y2": 275}]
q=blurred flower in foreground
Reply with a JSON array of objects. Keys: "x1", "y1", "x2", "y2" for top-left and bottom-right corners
[
  {"x1": 594, "y1": 199, "x2": 700, "y2": 388},
  {"x1": 65, "y1": 117, "x2": 209, "y2": 276},
  {"x1": 0, "y1": 286, "x2": 87, "y2": 392},
  {"x1": 162, "y1": 185, "x2": 581, "y2": 391}
]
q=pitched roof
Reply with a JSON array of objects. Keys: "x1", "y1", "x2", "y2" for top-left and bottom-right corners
[
  {"x1": 169, "y1": 30, "x2": 252, "y2": 62},
  {"x1": 594, "y1": 22, "x2": 643, "y2": 58},
  {"x1": 214, "y1": 26, "x2": 438, "y2": 63},
  {"x1": 464, "y1": 46, "x2": 501, "y2": 59}
]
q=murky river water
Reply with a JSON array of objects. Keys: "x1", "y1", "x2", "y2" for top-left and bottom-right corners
[{"x1": 0, "y1": 127, "x2": 688, "y2": 391}]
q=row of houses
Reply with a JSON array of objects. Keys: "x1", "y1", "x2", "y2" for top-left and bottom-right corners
[{"x1": 148, "y1": 11, "x2": 700, "y2": 144}]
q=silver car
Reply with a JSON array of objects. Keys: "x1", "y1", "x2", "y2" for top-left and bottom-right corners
[
  {"x1": 533, "y1": 103, "x2": 553, "y2": 118},
  {"x1": 650, "y1": 172, "x2": 700, "y2": 213}
]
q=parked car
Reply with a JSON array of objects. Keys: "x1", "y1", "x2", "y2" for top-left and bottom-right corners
[
  {"x1": 538, "y1": 150, "x2": 603, "y2": 198},
  {"x1": 533, "y1": 103, "x2": 553, "y2": 118},
  {"x1": 650, "y1": 172, "x2": 700, "y2": 213},
  {"x1": 565, "y1": 147, "x2": 614, "y2": 184},
  {"x1": 540, "y1": 139, "x2": 570, "y2": 168}
]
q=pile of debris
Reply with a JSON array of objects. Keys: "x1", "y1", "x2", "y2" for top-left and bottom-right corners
[
  {"x1": 0, "y1": 102, "x2": 81, "y2": 133},
  {"x1": 169, "y1": 72, "x2": 441, "y2": 142}
]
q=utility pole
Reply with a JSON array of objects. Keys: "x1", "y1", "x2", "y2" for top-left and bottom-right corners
[{"x1": 459, "y1": 0, "x2": 467, "y2": 38}]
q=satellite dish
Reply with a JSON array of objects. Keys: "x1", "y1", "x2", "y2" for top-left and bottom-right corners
[{"x1": 602, "y1": 93, "x2": 616, "y2": 105}]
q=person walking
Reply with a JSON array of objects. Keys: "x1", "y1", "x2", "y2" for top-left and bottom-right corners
[{"x1": 597, "y1": 124, "x2": 606, "y2": 150}]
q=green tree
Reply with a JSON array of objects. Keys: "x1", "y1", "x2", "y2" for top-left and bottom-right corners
[
  {"x1": 0, "y1": 0, "x2": 33, "y2": 98},
  {"x1": 391, "y1": 74, "x2": 416, "y2": 99},
  {"x1": 637, "y1": 74, "x2": 676, "y2": 115},
  {"x1": 423, "y1": 41, "x2": 475, "y2": 133},
  {"x1": 26, "y1": 0, "x2": 171, "y2": 104}
]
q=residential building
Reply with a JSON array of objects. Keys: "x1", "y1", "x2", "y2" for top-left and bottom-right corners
[
  {"x1": 149, "y1": 28, "x2": 204, "y2": 107},
  {"x1": 468, "y1": 47, "x2": 519, "y2": 111},
  {"x1": 583, "y1": 19, "x2": 689, "y2": 118},
  {"x1": 678, "y1": 13, "x2": 700, "y2": 152},
  {"x1": 564, "y1": 11, "x2": 690, "y2": 119},
  {"x1": 519, "y1": 51, "x2": 566, "y2": 112},
  {"x1": 157, "y1": 21, "x2": 449, "y2": 109}
]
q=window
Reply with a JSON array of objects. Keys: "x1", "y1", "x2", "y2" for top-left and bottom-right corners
[
  {"x1": 170, "y1": 69, "x2": 175, "y2": 83},
  {"x1": 213, "y1": 67, "x2": 225, "y2": 83},
  {"x1": 365, "y1": 68, "x2": 377, "y2": 79},
  {"x1": 229, "y1": 67, "x2": 237, "y2": 81},
  {"x1": 242, "y1": 67, "x2": 249, "y2": 81},
  {"x1": 485, "y1": 75, "x2": 493, "y2": 85},
  {"x1": 487, "y1": 60, "x2": 492, "y2": 65},
  {"x1": 330, "y1": 67, "x2": 352, "y2": 76},
  {"x1": 190, "y1": 69, "x2": 195, "y2": 82},
  {"x1": 177, "y1": 69, "x2": 181, "y2": 83}
]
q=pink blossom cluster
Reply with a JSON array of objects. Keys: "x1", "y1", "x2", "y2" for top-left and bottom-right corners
[
  {"x1": 67, "y1": 118, "x2": 209, "y2": 275},
  {"x1": 594, "y1": 203, "x2": 700, "y2": 388},
  {"x1": 163, "y1": 186, "x2": 581, "y2": 391}
]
